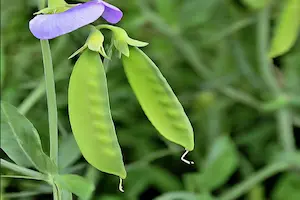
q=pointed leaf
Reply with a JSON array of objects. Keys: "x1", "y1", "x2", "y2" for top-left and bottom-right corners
[
  {"x1": 127, "y1": 38, "x2": 149, "y2": 47},
  {"x1": 272, "y1": 173, "x2": 300, "y2": 200},
  {"x1": 55, "y1": 174, "x2": 94, "y2": 199},
  {"x1": 122, "y1": 47, "x2": 194, "y2": 151},
  {"x1": 68, "y1": 50, "x2": 126, "y2": 179},
  {"x1": 199, "y1": 136, "x2": 239, "y2": 191},
  {"x1": 269, "y1": 0, "x2": 300, "y2": 57},
  {"x1": 0, "y1": 101, "x2": 56, "y2": 173},
  {"x1": 114, "y1": 40, "x2": 129, "y2": 57},
  {"x1": 58, "y1": 134, "x2": 81, "y2": 169}
]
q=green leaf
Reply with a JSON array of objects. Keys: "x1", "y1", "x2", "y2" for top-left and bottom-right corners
[
  {"x1": 199, "y1": 136, "x2": 239, "y2": 191},
  {"x1": 180, "y1": 0, "x2": 221, "y2": 29},
  {"x1": 127, "y1": 38, "x2": 148, "y2": 47},
  {"x1": 122, "y1": 47, "x2": 194, "y2": 151},
  {"x1": 247, "y1": 185, "x2": 265, "y2": 200},
  {"x1": 0, "y1": 101, "x2": 56, "y2": 173},
  {"x1": 271, "y1": 173, "x2": 300, "y2": 200},
  {"x1": 97, "y1": 195, "x2": 122, "y2": 200},
  {"x1": 68, "y1": 50, "x2": 126, "y2": 179},
  {"x1": 125, "y1": 166, "x2": 182, "y2": 198},
  {"x1": 55, "y1": 174, "x2": 94, "y2": 199},
  {"x1": 241, "y1": 0, "x2": 270, "y2": 9},
  {"x1": 155, "y1": 192, "x2": 214, "y2": 200},
  {"x1": 269, "y1": 0, "x2": 300, "y2": 58},
  {"x1": 183, "y1": 172, "x2": 202, "y2": 193},
  {"x1": 58, "y1": 134, "x2": 81, "y2": 169}
]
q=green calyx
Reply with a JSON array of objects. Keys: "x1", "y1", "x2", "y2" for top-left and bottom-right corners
[
  {"x1": 69, "y1": 27, "x2": 108, "y2": 59},
  {"x1": 48, "y1": 0, "x2": 68, "y2": 8},
  {"x1": 97, "y1": 25, "x2": 148, "y2": 57}
]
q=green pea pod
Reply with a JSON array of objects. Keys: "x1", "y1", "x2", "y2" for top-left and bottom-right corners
[
  {"x1": 68, "y1": 50, "x2": 126, "y2": 182},
  {"x1": 122, "y1": 47, "x2": 194, "y2": 163}
]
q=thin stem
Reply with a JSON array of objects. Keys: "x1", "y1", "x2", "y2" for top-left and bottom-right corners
[
  {"x1": 257, "y1": 6, "x2": 280, "y2": 95},
  {"x1": 0, "y1": 159, "x2": 45, "y2": 179},
  {"x1": 40, "y1": 40, "x2": 58, "y2": 165},
  {"x1": 257, "y1": 6, "x2": 295, "y2": 152},
  {"x1": 18, "y1": 81, "x2": 45, "y2": 115},
  {"x1": 3, "y1": 191, "x2": 50, "y2": 198},
  {"x1": 126, "y1": 148, "x2": 180, "y2": 171},
  {"x1": 0, "y1": 175, "x2": 45, "y2": 181},
  {"x1": 96, "y1": 24, "x2": 115, "y2": 31},
  {"x1": 276, "y1": 109, "x2": 296, "y2": 152},
  {"x1": 218, "y1": 162, "x2": 290, "y2": 200},
  {"x1": 221, "y1": 88, "x2": 262, "y2": 110},
  {"x1": 203, "y1": 16, "x2": 255, "y2": 46},
  {"x1": 53, "y1": 184, "x2": 60, "y2": 200}
]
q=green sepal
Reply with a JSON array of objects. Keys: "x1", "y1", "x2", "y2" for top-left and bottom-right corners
[
  {"x1": 68, "y1": 27, "x2": 109, "y2": 59},
  {"x1": 34, "y1": 4, "x2": 78, "y2": 15},
  {"x1": 97, "y1": 25, "x2": 148, "y2": 57}
]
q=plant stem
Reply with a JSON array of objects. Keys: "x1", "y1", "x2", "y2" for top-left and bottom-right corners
[
  {"x1": 53, "y1": 184, "x2": 60, "y2": 200},
  {"x1": 3, "y1": 191, "x2": 50, "y2": 199},
  {"x1": 0, "y1": 159, "x2": 45, "y2": 180},
  {"x1": 276, "y1": 109, "x2": 296, "y2": 152},
  {"x1": 257, "y1": 6, "x2": 280, "y2": 95},
  {"x1": 257, "y1": 6, "x2": 295, "y2": 152},
  {"x1": 0, "y1": 175, "x2": 45, "y2": 181},
  {"x1": 40, "y1": 40, "x2": 58, "y2": 165},
  {"x1": 18, "y1": 81, "x2": 45, "y2": 115},
  {"x1": 218, "y1": 162, "x2": 290, "y2": 200}
]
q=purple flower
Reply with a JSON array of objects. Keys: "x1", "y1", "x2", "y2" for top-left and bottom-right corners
[{"x1": 29, "y1": 0, "x2": 123, "y2": 40}]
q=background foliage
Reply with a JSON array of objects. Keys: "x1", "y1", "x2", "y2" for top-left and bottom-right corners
[{"x1": 1, "y1": 0, "x2": 300, "y2": 199}]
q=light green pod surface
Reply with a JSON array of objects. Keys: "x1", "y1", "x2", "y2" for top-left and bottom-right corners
[
  {"x1": 68, "y1": 50, "x2": 126, "y2": 179},
  {"x1": 122, "y1": 47, "x2": 194, "y2": 151}
]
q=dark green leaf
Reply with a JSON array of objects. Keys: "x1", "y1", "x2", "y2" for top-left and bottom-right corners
[
  {"x1": 0, "y1": 101, "x2": 56, "y2": 173},
  {"x1": 199, "y1": 136, "x2": 239, "y2": 191},
  {"x1": 272, "y1": 173, "x2": 300, "y2": 200},
  {"x1": 54, "y1": 174, "x2": 95, "y2": 199},
  {"x1": 58, "y1": 134, "x2": 81, "y2": 169}
]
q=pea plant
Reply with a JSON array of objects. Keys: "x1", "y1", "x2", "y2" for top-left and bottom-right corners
[
  {"x1": 1, "y1": 0, "x2": 300, "y2": 200},
  {"x1": 1, "y1": 0, "x2": 194, "y2": 199}
]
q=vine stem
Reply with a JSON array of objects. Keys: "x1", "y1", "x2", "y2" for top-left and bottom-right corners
[
  {"x1": 257, "y1": 6, "x2": 295, "y2": 152},
  {"x1": 218, "y1": 162, "x2": 290, "y2": 200},
  {"x1": 40, "y1": 40, "x2": 58, "y2": 165}
]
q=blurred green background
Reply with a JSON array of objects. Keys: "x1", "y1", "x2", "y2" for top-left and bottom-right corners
[{"x1": 1, "y1": 0, "x2": 300, "y2": 199}]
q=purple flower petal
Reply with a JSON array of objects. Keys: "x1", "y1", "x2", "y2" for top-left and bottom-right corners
[
  {"x1": 101, "y1": 1, "x2": 123, "y2": 24},
  {"x1": 29, "y1": 1, "x2": 105, "y2": 40}
]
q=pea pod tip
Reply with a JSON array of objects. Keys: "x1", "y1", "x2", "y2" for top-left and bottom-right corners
[
  {"x1": 119, "y1": 178, "x2": 124, "y2": 192},
  {"x1": 181, "y1": 150, "x2": 194, "y2": 165}
]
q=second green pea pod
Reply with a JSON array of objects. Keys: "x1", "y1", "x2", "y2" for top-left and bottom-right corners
[
  {"x1": 122, "y1": 47, "x2": 195, "y2": 164},
  {"x1": 68, "y1": 50, "x2": 126, "y2": 187}
]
